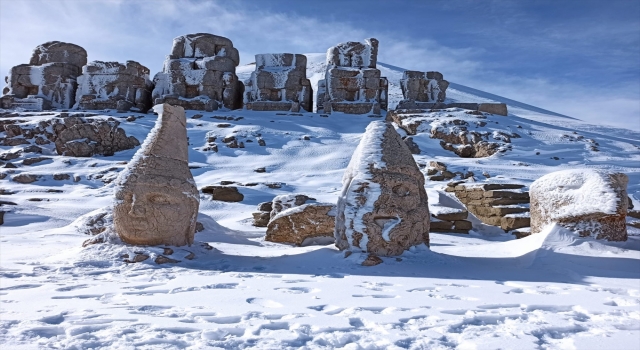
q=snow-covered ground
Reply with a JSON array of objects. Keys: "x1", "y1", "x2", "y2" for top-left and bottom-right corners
[{"x1": 1, "y1": 55, "x2": 639, "y2": 349}]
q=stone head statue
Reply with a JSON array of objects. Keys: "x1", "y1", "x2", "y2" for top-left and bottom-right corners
[{"x1": 113, "y1": 103, "x2": 199, "y2": 246}]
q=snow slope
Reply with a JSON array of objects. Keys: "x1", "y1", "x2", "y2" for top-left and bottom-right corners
[{"x1": 1, "y1": 54, "x2": 639, "y2": 349}]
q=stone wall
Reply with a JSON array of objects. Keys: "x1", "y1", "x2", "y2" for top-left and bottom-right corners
[
  {"x1": 2, "y1": 41, "x2": 87, "y2": 110},
  {"x1": 75, "y1": 61, "x2": 154, "y2": 112},
  {"x1": 316, "y1": 38, "x2": 388, "y2": 115},
  {"x1": 151, "y1": 33, "x2": 244, "y2": 111},
  {"x1": 446, "y1": 182, "x2": 530, "y2": 232},
  {"x1": 244, "y1": 54, "x2": 312, "y2": 112}
]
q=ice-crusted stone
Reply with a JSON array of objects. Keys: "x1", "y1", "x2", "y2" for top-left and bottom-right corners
[
  {"x1": 316, "y1": 38, "x2": 388, "y2": 114},
  {"x1": 397, "y1": 70, "x2": 449, "y2": 108},
  {"x1": 335, "y1": 121, "x2": 429, "y2": 256},
  {"x1": 152, "y1": 33, "x2": 244, "y2": 111},
  {"x1": 113, "y1": 104, "x2": 199, "y2": 246},
  {"x1": 2, "y1": 41, "x2": 87, "y2": 110},
  {"x1": 75, "y1": 61, "x2": 154, "y2": 112},
  {"x1": 244, "y1": 53, "x2": 312, "y2": 112},
  {"x1": 530, "y1": 169, "x2": 628, "y2": 241}
]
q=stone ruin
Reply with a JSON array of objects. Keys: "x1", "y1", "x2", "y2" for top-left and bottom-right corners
[
  {"x1": 244, "y1": 54, "x2": 312, "y2": 112},
  {"x1": 75, "y1": 61, "x2": 154, "y2": 112},
  {"x1": 1, "y1": 41, "x2": 87, "y2": 111},
  {"x1": 316, "y1": 38, "x2": 388, "y2": 115},
  {"x1": 446, "y1": 182, "x2": 531, "y2": 232},
  {"x1": 152, "y1": 33, "x2": 244, "y2": 112},
  {"x1": 530, "y1": 169, "x2": 628, "y2": 241},
  {"x1": 113, "y1": 104, "x2": 199, "y2": 246},
  {"x1": 397, "y1": 70, "x2": 449, "y2": 108},
  {"x1": 335, "y1": 121, "x2": 430, "y2": 261}
]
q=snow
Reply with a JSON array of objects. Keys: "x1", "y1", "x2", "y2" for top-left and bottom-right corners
[{"x1": 1, "y1": 53, "x2": 639, "y2": 349}]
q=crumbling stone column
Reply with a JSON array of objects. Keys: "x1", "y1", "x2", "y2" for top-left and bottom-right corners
[
  {"x1": 316, "y1": 38, "x2": 388, "y2": 115},
  {"x1": 74, "y1": 61, "x2": 154, "y2": 112},
  {"x1": 244, "y1": 54, "x2": 312, "y2": 112},
  {"x1": 1, "y1": 41, "x2": 87, "y2": 110},
  {"x1": 151, "y1": 33, "x2": 244, "y2": 112}
]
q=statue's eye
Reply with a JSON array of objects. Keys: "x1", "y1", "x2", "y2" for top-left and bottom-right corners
[{"x1": 148, "y1": 194, "x2": 170, "y2": 204}]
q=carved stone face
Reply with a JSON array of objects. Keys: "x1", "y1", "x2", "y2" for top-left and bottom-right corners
[{"x1": 114, "y1": 177, "x2": 198, "y2": 246}]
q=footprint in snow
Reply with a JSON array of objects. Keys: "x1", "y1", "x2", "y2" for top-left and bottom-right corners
[
  {"x1": 246, "y1": 298, "x2": 283, "y2": 308},
  {"x1": 275, "y1": 287, "x2": 319, "y2": 294}
]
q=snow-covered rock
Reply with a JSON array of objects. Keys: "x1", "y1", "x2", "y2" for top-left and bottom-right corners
[
  {"x1": 398, "y1": 70, "x2": 449, "y2": 108},
  {"x1": 335, "y1": 121, "x2": 429, "y2": 257},
  {"x1": 530, "y1": 169, "x2": 629, "y2": 241},
  {"x1": 151, "y1": 33, "x2": 243, "y2": 111},
  {"x1": 265, "y1": 203, "x2": 336, "y2": 246},
  {"x1": 74, "y1": 60, "x2": 154, "y2": 112},
  {"x1": 1, "y1": 41, "x2": 87, "y2": 110},
  {"x1": 316, "y1": 38, "x2": 388, "y2": 114},
  {"x1": 244, "y1": 53, "x2": 312, "y2": 112}
]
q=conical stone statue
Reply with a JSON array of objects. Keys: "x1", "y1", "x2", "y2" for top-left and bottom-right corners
[{"x1": 113, "y1": 103, "x2": 199, "y2": 246}]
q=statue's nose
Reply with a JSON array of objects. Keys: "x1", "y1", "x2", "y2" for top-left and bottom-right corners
[{"x1": 129, "y1": 197, "x2": 145, "y2": 217}]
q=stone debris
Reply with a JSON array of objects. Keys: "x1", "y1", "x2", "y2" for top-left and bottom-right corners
[
  {"x1": 335, "y1": 121, "x2": 429, "y2": 256},
  {"x1": 152, "y1": 33, "x2": 244, "y2": 111},
  {"x1": 113, "y1": 104, "x2": 200, "y2": 246},
  {"x1": 530, "y1": 169, "x2": 628, "y2": 241},
  {"x1": 430, "y1": 209, "x2": 472, "y2": 234},
  {"x1": 244, "y1": 54, "x2": 312, "y2": 112},
  {"x1": 2, "y1": 41, "x2": 87, "y2": 110},
  {"x1": 446, "y1": 181, "x2": 530, "y2": 231},
  {"x1": 361, "y1": 254, "x2": 383, "y2": 266},
  {"x1": 202, "y1": 185, "x2": 244, "y2": 202},
  {"x1": 397, "y1": 70, "x2": 449, "y2": 109},
  {"x1": 387, "y1": 109, "x2": 515, "y2": 158},
  {"x1": 1, "y1": 115, "x2": 140, "y2": 157},
  {"x1": 316, "y1": 38, "x2": 388, "y2": 115},
  {"x1": 75, "y1": 61, "x2": 154, "y2": 112}
]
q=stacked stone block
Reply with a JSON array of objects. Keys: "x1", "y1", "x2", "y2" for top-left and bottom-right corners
[
  {"x1": 316, "y1": 38, "x2": 388, "y2": 114},
  {"x1": 151, "y1": 33, "x2": 244, "y2": 111},
  {"x1": 397, "y1": 70, "x2": 449, "y2": 109},
  {"x1": 2, "y1": 41, "x2": 87, "y2": 110},
  {"x1": 430, "y1": 209, "x2": 473, "y2": 234},
  {"x1": 74, "y1": 61, "x2": 154, "y2": 112},
  {"x1": 244, "y1": 54, "x2": 312, "y2": 112},
  {"x1": 446, "y1": 182, "x2": 530, "y2": 231}
]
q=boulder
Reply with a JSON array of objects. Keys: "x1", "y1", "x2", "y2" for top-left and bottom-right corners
[
  {"x1": 530, "y1": 169, "x2": 628, "y2": 241},
  {"x1": 335, "y1": 121, "x2": 430, "y2": 256},
  {"x1": 265, "y1": 203, "x2": 336, "y2": 246},
  {"x1": 113, "y1": 104, "x2": 199, "y2": 246},
  {"x1": 202, "y1": 186, "x2": 244, "y2": 202},
  {"x1": 244, "y1": 54, "x2": 312, "y2": 112},
  {"x1": 270, "y1": 194, "x2": 314, "y2": 219}
]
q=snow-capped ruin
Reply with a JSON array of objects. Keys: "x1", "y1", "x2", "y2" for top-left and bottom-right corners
[
  {"x1": 75, "y1": 61, "x2": 154, "y2": 112},
  {"x1": 151, "y1": 33, "x2": 244, "y2": 111},
  {"x1": 316, "y1": 38, "x2": 388, "y2": 115},
  {"x1": 1, "y1": 41, "x2": 87, "y2": 110},
  {"x1": 243, "y1": 53, "x2": 313, "y2": 112}
]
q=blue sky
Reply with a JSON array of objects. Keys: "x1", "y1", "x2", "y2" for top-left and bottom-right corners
[{"x1": 1, "y1": 0, "x2": 638, "y2": 129}]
